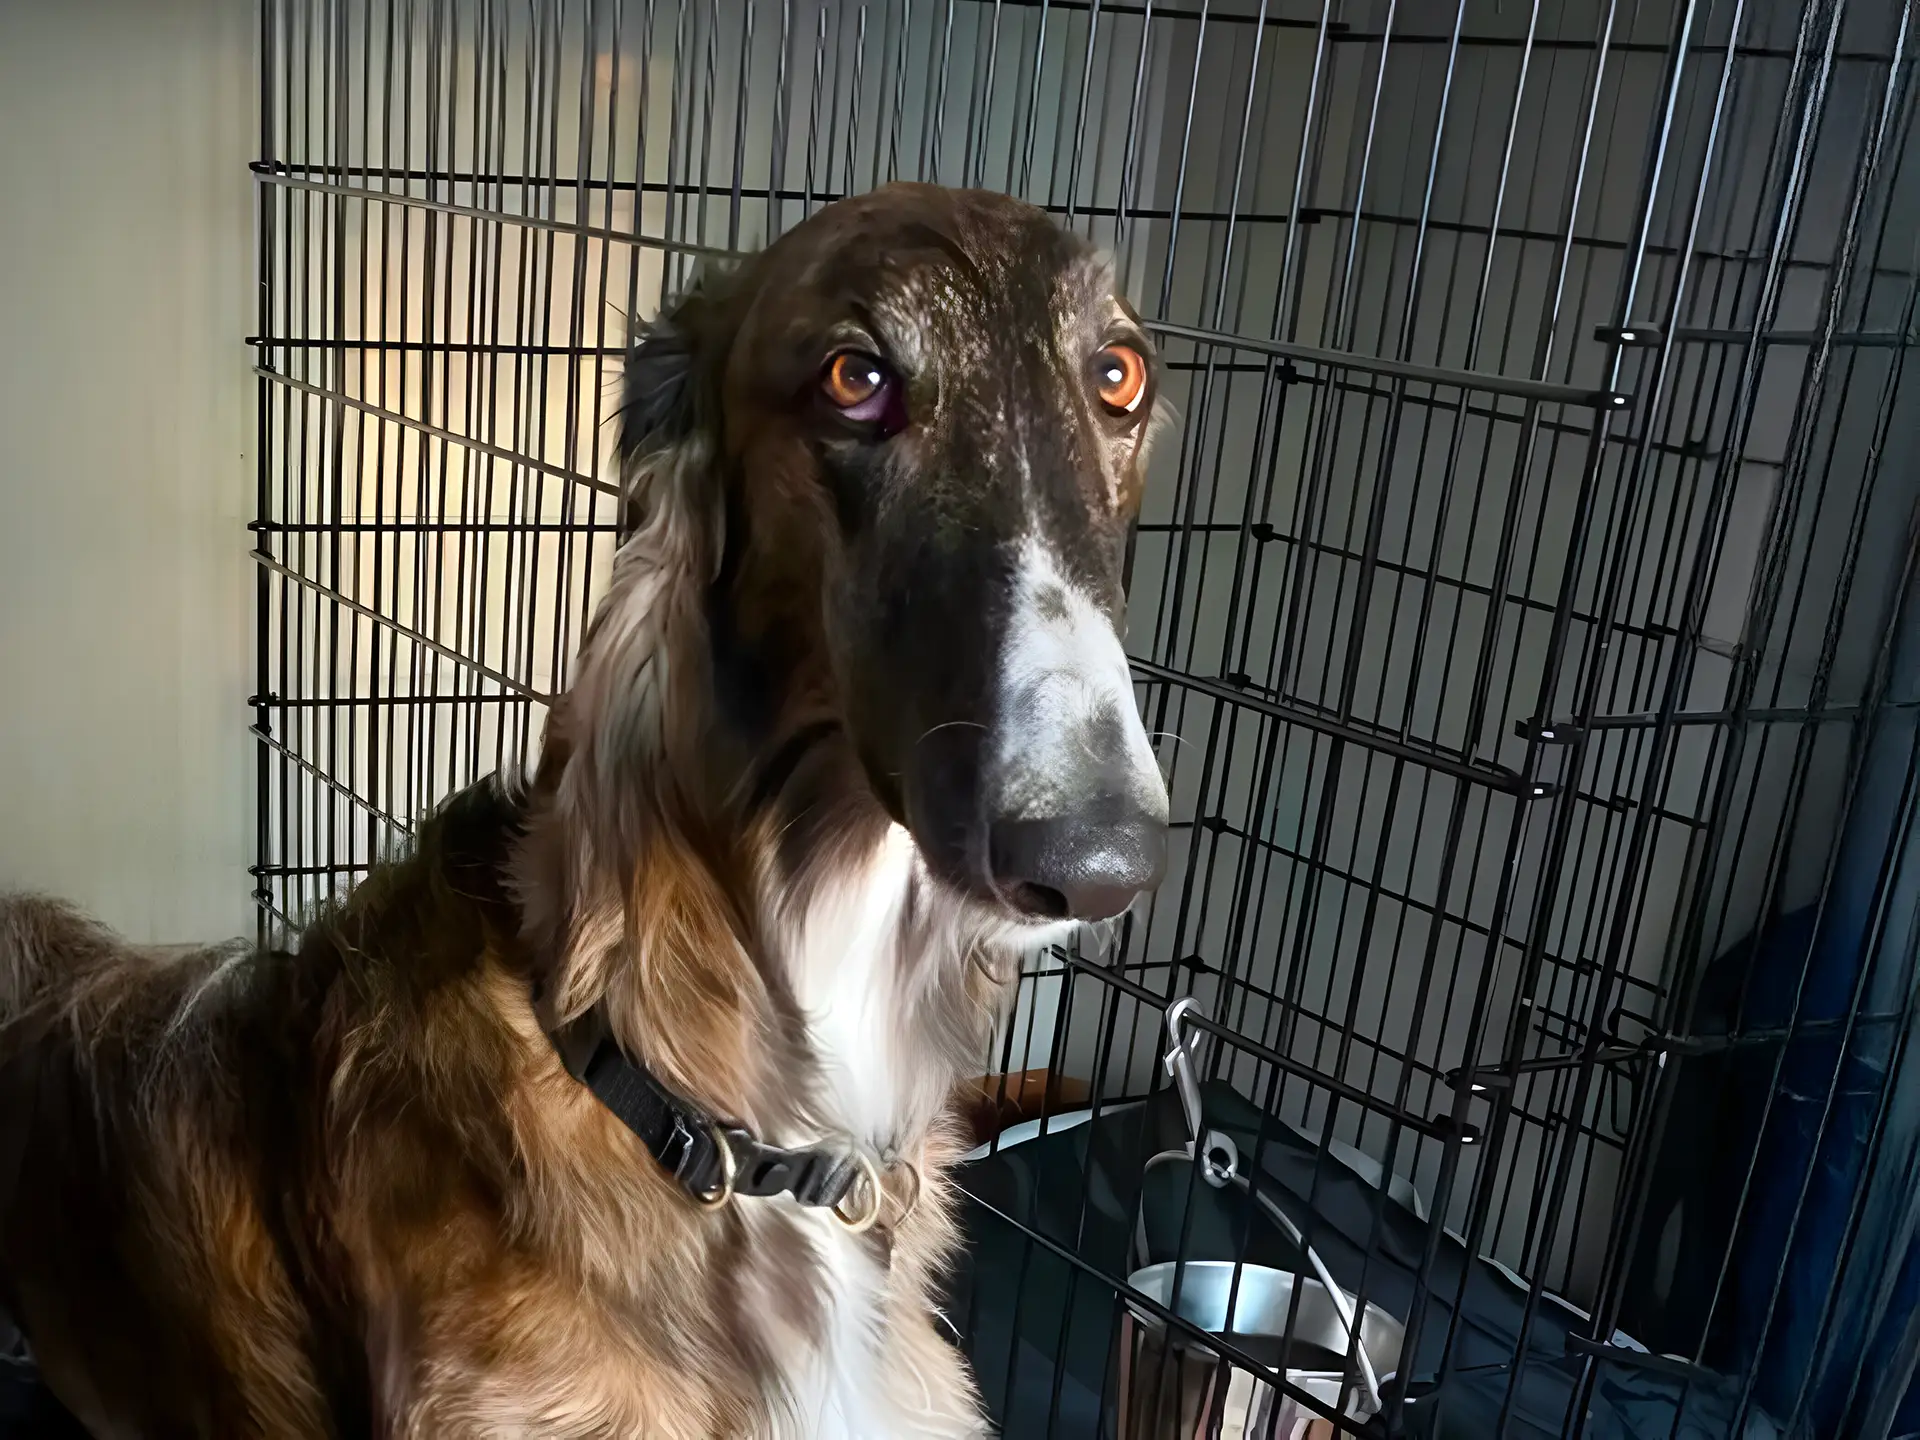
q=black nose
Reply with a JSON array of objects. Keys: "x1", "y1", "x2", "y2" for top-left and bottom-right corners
[{"x1": 989, "y1": 800, "x2": 1169, "y2": 922}]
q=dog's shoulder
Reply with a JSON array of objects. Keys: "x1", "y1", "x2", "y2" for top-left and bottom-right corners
[
  {"x1": 300, "y1": 773, "x2": 528, "y2": 993},
  {"x1": 294, "y1": 775, "x2": 538, "y2": 1179}
]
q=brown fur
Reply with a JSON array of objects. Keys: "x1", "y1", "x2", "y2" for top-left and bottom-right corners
[
  {"x1": 0, "y1": 787, "x2": 991, "y2": 1438},
  {"x1": 0, "y1": 185, "x2": 1164, "y2": 1438}
]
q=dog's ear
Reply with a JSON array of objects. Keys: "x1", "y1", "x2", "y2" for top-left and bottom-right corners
[
  {"x1": 520, "y1": 271, "x2": 762, "y2": 1082},
  {"x1": 616, "y1": 314, "x2": 699, "y2": 545},
  {"x1": 535, "y1": 272, "x2": 736, "y2": 897},
  {"x1": 615, "y1": 269, "x2": 733, "y2": 549},
  {"x1": 617, "y1": 317, "x2": 697, "y2": 461}
]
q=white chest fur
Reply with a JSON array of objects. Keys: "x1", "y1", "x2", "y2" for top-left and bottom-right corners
[
  {"x1": 754, "y1": 1203, "x2": 894, "y2": 1439},
  {"x1": 781, "y1": 821, "x2": 924, "y2": 1151},
  {"x1": 754, "y1": 823, "x2": 955, "y2": 1437},
  {"x1": 747, "y1": 1199, "x2": 982, "y2": 1440},
  {"x1": 750, "y1": 818, "x2": 1062, "y2": 1438}
]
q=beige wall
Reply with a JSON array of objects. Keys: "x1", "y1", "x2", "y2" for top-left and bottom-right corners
[{"x1": 0, "y1": 0, "x2": 255, "y2": 943}]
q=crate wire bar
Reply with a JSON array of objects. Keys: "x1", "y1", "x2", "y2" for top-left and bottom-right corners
[{"x1": 254, "y1": 1, "x2": 1920, "y2": 1435}]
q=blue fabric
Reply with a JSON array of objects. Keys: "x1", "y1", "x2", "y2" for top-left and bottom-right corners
[{"x1": 1725, "y1": 570, "x2": 1920, "y2": 1432}]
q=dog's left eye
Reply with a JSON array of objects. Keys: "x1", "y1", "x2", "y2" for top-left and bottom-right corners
[
  {"x1": 1092, "y1": 344, "x2": 1149, "y2": 417},
  {"x1": 821, "y1": 351, "x2": 897, "y2": 425}
]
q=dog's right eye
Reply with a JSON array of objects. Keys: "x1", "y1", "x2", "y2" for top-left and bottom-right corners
[
  {"x1": 1092, "y1": 344, "x2": 1150, "y2": 417},
  {"x1": 822, "y1": 351, "x2": 895, "y2": 423}
]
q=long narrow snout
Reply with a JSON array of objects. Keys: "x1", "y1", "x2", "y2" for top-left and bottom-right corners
[{"x1": 986, "y1": 538, "x2": 1170, "y2": 922}]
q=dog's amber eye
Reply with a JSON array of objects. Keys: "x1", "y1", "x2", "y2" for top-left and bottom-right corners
[
  {"x1": 1093, "y1": 344, "x2": 1149, "y2": 416},
  {"x1": 822, "y1": 351, "x2": 889, "y2": 413}
]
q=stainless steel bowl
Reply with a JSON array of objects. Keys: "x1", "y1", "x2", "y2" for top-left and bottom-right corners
[{"x1": 1116, "y1": 1262, "x2": 1405, "y2": 1440}]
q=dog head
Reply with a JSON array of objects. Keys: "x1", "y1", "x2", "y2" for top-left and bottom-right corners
[{"x1": 603, "y1": 185, "x2": 1170, "y2": 927}]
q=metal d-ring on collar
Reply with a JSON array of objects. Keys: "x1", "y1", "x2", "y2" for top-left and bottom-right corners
[
  {"x1": 833, "y1": 1150, "x2": 886, "y2": 1233},
  {"x1": 837, "y1": 1147, "x2": 927, "y2": 1234},
  {"x1": 694, "y1": 1120, "x2": 737, "y2": 1209},
  {"x1": 542, "y1": 997, "x2": 898, "y2": 1226}
]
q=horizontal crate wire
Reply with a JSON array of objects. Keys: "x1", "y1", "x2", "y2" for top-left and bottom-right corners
[{"x1": 256, "y1": 1, "x2": 1920, "y2": 1436}]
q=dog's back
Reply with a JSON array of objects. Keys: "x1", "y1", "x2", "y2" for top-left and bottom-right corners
[
  {"x1": 0, "y1": 897, "x2": 314, "y2": 1433},
  {"x1": 0, "y1": 782, "x2": 524, "y2": 1438}
]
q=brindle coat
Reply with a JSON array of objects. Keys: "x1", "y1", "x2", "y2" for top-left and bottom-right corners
[{"x1": 0, "y1": 185, "x2": 1169, "y2": 1438}]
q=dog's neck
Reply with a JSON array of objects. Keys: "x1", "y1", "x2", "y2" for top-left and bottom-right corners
[
  {"x1": 756, "y1": 813, "x2": 956, "y2": 1152},
  {"x1": 715, "y1": 724, "x2": 1031, "y2": 1156},
  {"x1": 512, "y1": 507, "x2": 1018, "y2": 1159}
]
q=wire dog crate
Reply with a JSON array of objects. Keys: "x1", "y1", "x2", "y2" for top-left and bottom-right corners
[{"x1": 253, "y1": 1, "x2": 1920, "y2": 1435}]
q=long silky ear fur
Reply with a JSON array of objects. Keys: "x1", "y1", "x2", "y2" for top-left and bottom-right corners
[{"x1": 512, "y1": 271, "x2": 772, "y2": 1116}]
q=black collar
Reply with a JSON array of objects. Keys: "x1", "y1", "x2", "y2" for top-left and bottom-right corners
[{"x1": 544, "y1": 1001, "x2": 877, "y2": 1220}]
